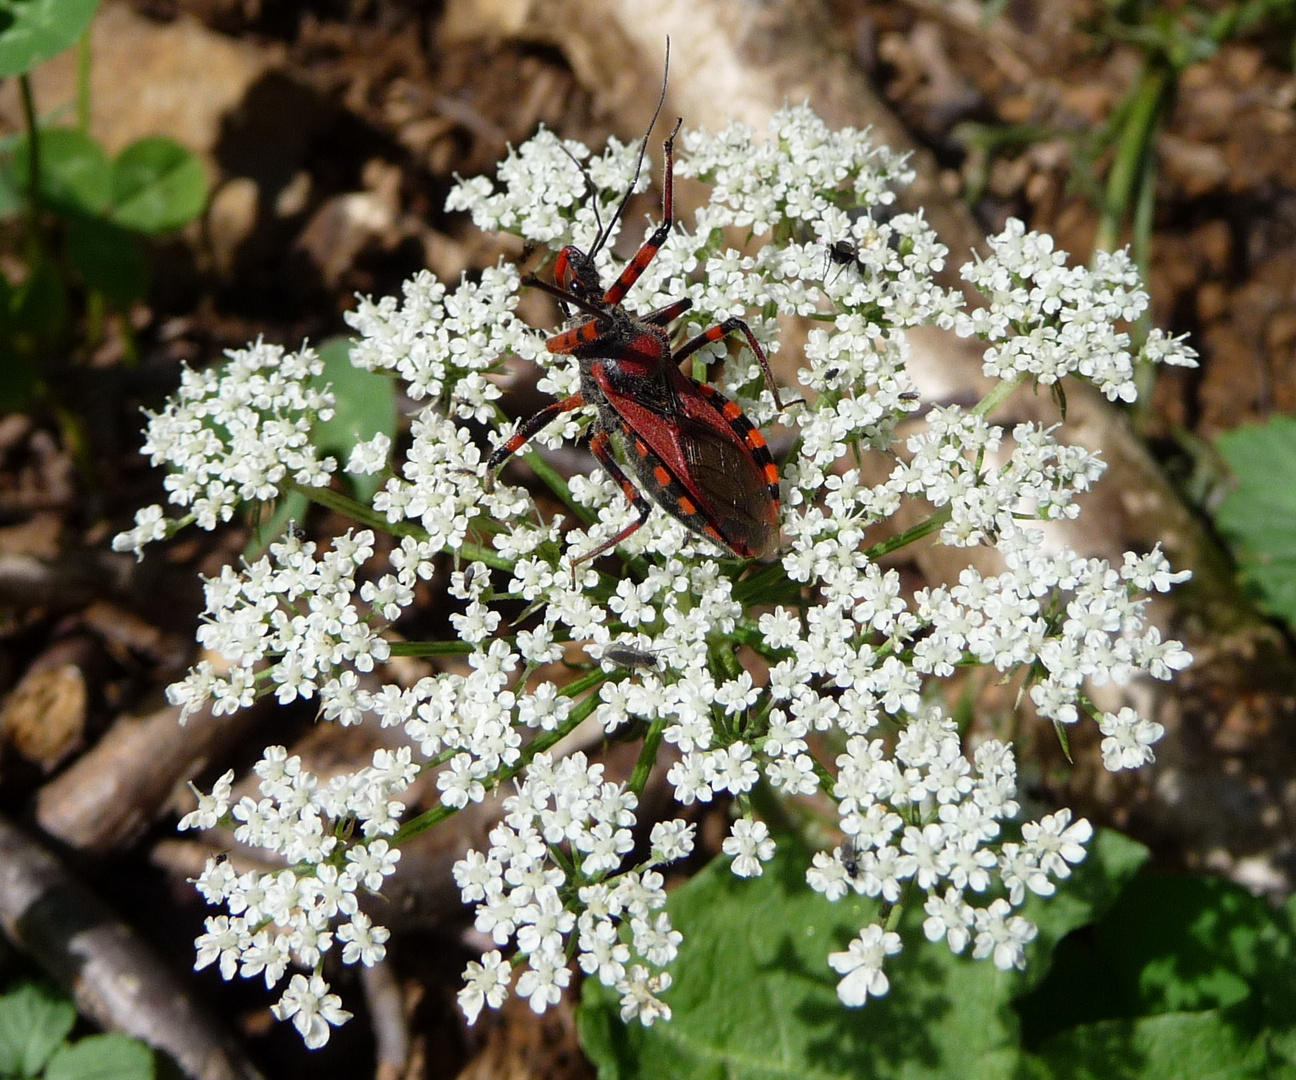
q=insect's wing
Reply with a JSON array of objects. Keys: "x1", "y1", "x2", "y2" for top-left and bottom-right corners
[
  {"x1": 599, "y1": 371, "x2": 779, "y2": 558},
  {"x1": 674, "y1": 408, "x2": 780, "y2": 558}
]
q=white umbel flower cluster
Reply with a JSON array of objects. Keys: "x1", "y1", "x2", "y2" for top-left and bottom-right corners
[
  {"x1": 121, "y1": 104, "x2": 1196, "y2": 1044},
  {"x1": 113, "y1": 341, "x2": 337, "y2": 554},
  {"x1": 181, "y1": 745, "x2": 409, "y2": 1047}
]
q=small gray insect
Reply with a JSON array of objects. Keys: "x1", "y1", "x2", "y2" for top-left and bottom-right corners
[
  {"x1": 838, "y1": 835, "x2": 862, "y2": 880},
  {"x1": 603, "y1": 644, "x2": 663, "y2": 672}
]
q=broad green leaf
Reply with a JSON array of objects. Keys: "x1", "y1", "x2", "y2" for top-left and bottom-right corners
[
  {"x1": 1216, "y1": 417, "x2": 1296, "y2": 623},
  {"x1": 45, "y1": 1033, "x2": 153, "y2": 1080},
  {"x1": 581, "y1": 835, "x2": 1029, "y2": 1080},
  {"x1": 108, "y1": 137, "x2": 207, "y2": 233},
  {"x1": 10, "y1": 128, "x2": 109, "y2": 215},
  {"x1": 311, "y1": 336, "x2": 396, "y2": 504},
  {"x1": 1017, "y1": 873, "x2": 1270, "y2": 1045},
  {"x1": 0, "y1": 983, "x2": 76, "y2": 1077},
  {"x1": 1033, "y1": 1005, "x2": 1268, "y2": 1080},
  {"x1": 1251, "y1": 892, "x2": 1296, "y2": 1059},
  {"x1": 64, "y1": 214, "x2": 148, "y2": 303},
  {"x1": 1015, "y1": 827, "x2": 1148, "y2": 996},
  {"x1": 0, "y1": 0, "x2": 99, "y2": 76}
]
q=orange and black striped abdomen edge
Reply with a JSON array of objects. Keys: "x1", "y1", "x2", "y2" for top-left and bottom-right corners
[{"x1": 693, "y1": 382, "x2": 781, "y2": 509}]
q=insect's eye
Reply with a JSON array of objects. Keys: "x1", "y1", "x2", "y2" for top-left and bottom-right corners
[{"x1": 555, "y1": 246, "x2": 585, "y2": 291}]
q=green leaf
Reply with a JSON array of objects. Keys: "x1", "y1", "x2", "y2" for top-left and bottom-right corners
[
  {"x1": 1033, "y1": 1005, "x2": 1268, "y2": 1080},
  {"x1": 108, "y1": 137, "x2": 207, "y2": 233},
  {"x1": 10, "y1": 128, "x2": 109, "y2": 215},
  {"x1": 1215, "y1": 417, "x2": 1296, "y2": 623},
  {"x1": 45, "y1": 1033, "x2": 153, "y2": 1080},
  {"x1": 0, "y1": 983, "x2": 76, "y2": 1077},
  {"x1": 1016, "y1": 827, "x2": 1148, "y2": 993},
  {"x1": 579, "y1": 830, "x2": 1171, "y2": 1080},
  {"x1": 580, "y1": 834, "x2": 1030, "y2": 1080},
  {"x1": 64, "y1": 213, "x2": 149, "y2": 303},
  {"x1": 311, "y1": 336, "x2": 396, "y2": 504},
  {"x1": 0, "y1": 0, "x2": 99, "y2": 77},
  {"x1": 1017, "y1": 874, "x2": 1271, "y2": 1044}
]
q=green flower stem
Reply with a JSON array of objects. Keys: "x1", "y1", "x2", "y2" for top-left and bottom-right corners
[
  {"x1": 851, "y1": 370, "x2": 1032, "y2": 561},
  {"x1": 521, "y1": 448, "x2": 592, "y2": 526},
  {"x1": 288, "y1": 479, "x2": 415, "y2": 535},
  {"x1": 862, "y1": 506, "x2": 951, "y2": 561},
  {"x1": 732, "y1": 557, "x2": 793, "y2": 605},
  {"x1": 393, "y1": 670, "x2": 607, "y2": 844},
  {"x1": 972, "y1": 371, "x2": 1027, "y2": 418},
  {"x1": 628, "y1": 716, "x2": 666, "y2": 796},
  {"x1": 557, "y1": 667, "x2": 608, "y2": 700},
  {"x1": 288, "y1": 480, "x2": 513, "y2": 572},
  {"x1": 387, "y1": 640, "x2": 476, "y2": 657},
  {"x1": 749, "y1": 777, "x2": 799, "y2": 838},
  {"x1": 512, "y1": 448, "x2": 657, "y2": 577},
  {"x1": 809, "y1": 755, "x2": 837, "y2": 797},
  {"x1": 728, "y1": 620, "x2": 778, "y2": 653},
  {"x1": 882, "y1": 899, "x2": 904, "y2": 933},
  {"x1": 18, "y1": 75, "x2": 43, "y2": 245}
]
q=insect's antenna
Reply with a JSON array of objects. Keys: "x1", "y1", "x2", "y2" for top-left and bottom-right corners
[
  {"x1": 588, "y1": 36, "x2": 671, "y2": 262},
  {"x1": 555, "y1": 139, "x2": 604, "y2": 245}
]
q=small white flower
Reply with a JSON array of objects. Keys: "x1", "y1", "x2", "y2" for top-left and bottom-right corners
[
  {"x1": 179, "y1": 769, "x2": 235, "y2": 831},
  {"x1": 271, "y1": 973, "x2": 352, "y2": 1049},
  {"x1": 458, "y1": 950, "x2": 512, "y2": 1024},
  {"x1": 828, "y1": 925, "x2": 902, "y2": 1006},
  {"x1": 722, "y1": 818, "x2": 775, "y2": 877},
  {"x1": 972, "y1": 899, "x2": 1037, "y2": 971},
  {"x1": 345, "y1": 432, "x2": 391, "y2": 475},
  {"x1": 616, "y1": 965, "x2": 673, "y2": 1025},
  {"x1": 1099, "y1": 707, "x2": 1166, "y2": 770}
]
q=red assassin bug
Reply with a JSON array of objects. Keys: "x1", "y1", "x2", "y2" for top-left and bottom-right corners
[{"x1": 485, "y1": 48, "x2": 793, "y2": 568}]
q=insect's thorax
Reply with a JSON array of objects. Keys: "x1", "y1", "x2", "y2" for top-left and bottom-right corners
[
  {"x1": 580, "y1": 345, "x2": 679, "y2": 422},
  {"x1": 570, "y1": 308, "x2": 673, "y2": 374}
]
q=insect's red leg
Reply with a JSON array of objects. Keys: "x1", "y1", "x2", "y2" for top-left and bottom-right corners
[
  {"x1": 601, "y1": 119, "x2": 683, "y2": 308},
  {"x1": 545, "y1": 319, "x2": 604, "y2": 356},
  {"x1": 642, "y1": 297, "x2": 692, "y2": 326},
  {"x1": 486, "y1": 394, "x2": 585, "y2": 472},
  {"x1": 571, "y1": 429, "x2": 652, "y2": 567},
  {"x1": 672, "y1": 318, "x2": 801, "y2": 409}
]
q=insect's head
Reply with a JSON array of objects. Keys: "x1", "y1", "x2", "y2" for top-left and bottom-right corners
[{"x1": 553, "y1": 244, "x2": 603, "y2": 303}]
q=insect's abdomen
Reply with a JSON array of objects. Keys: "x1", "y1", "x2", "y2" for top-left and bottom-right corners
[{"x1": 605, "y1": 378, "x2": 780, "y2": 560}]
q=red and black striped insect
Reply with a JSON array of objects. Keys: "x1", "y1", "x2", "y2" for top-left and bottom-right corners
[{"x1": 485, "y1": 53, "x2": 792, "y2": 568}]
